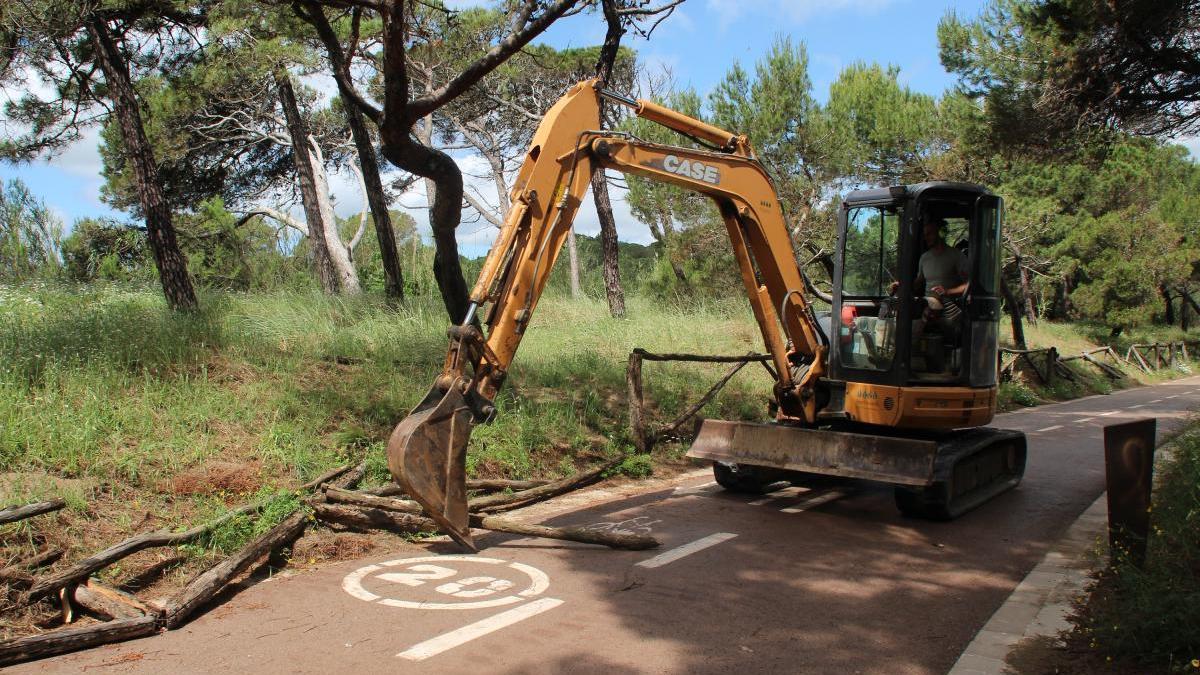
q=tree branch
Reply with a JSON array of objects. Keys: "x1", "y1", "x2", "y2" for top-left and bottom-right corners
[{"x1": 405, "y1": 0, "x2": 580, "y2": 122}]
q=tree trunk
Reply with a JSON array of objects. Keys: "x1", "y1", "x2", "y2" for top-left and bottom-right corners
[
  {"x1": 593, "y1": 172, "x2": 626, "y2": 317},
  {"x1": 1159, "y1": 283, "x2": 1175, "y2": 325},
  {"x1": 592, "y1": 0, "x2": 628, "y2": 318},
  {"x1": 382, "y1": 138, "x2": 472, "y2": 322},
  {"x1": 1179, "y1": 287, "x2": 1200, "y2": 331},
  {"x1": 299, "y1": 1, "x2": 403, "y2": 298},
  {"x1": 659, "y1": 215, "x2": 687, "y2": 283},
  {"x1": 275, "y1": 70, "x2": 338, "y2": 293},
  {"x1": 567, "y1": 226, "x2": 582, "y2": 298},
  {"x1": 309, "y1": 141, "x2": 361, "y2": 294},
  {"x1": 88, "y1": 19, "x2": 197, "y2": 311},
  {"x1": 344, "y1": 97, "x2": 404, "y2": 299},
  {"x1": 1000, "y1": 275, "x2": 1027, "y2": 350},
  {"x1": 1016, "y1": 254, "x2": 1037, "y2": 324}
]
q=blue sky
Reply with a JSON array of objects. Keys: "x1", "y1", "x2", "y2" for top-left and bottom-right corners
[{"x1": 2, "y1": 0, "x2": 1195, "y2": 252}]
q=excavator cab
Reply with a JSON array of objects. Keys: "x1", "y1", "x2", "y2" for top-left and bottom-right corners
[{"x1": 825, "y1": 182, "x2": 1004, "y2": 430}]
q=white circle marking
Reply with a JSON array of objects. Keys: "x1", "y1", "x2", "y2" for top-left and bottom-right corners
[{"x1": 342, "y1": 555, "x2": 550, "y2": 610}]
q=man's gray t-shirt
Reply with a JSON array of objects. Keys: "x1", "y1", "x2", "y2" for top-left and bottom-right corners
[{"x1": 918, "y1": 246, "x2": 968, "y2": 292}]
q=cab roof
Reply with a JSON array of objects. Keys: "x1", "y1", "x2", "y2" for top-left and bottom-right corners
[{"x1": 842, "y1": 181, "x2": 992, "y2": 205}]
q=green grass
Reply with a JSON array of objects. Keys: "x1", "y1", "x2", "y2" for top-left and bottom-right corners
[
  {"x1": 0, "y1": 284, "x2": 770, "y2": 574},
  {"x1": 1071, "y1": 424, "x2": 1200, "y2": 672}
]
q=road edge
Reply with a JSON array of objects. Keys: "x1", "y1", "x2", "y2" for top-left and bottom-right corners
[{"x1": 947, "y1": 494, "x2": 1107, "y2": 675}]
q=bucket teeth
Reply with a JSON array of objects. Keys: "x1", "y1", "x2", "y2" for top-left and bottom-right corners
[{"x1": 387, "y1": 382, "x2": 477, "y2": 551}]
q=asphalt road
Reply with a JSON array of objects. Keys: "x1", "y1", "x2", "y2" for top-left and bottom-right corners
[{"x1": 13, "y1": 376, "x2": 1200, "y2": 675}]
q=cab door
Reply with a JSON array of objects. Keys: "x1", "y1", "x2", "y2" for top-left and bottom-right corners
[
  {"x1": 830, "y1": 199, "x2": 913, "y2": 387},
  {"x1": 966, "y1": 194, "x2": 1003, "y2": 387}
]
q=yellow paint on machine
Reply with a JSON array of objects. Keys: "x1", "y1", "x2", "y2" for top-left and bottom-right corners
[{"x1": 844, "y1": 383, "x2": 996, "y2": 428}]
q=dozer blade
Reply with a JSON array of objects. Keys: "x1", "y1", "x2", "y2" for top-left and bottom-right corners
[
  {"x1": 688, "y1": 419, "x2": 939, "y2": 486},
  {"x1": 387, "y1": 382, "x2": 476, "y2": 550}
]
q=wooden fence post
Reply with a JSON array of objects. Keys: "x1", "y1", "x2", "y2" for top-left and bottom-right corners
[{"x1": 626, "y1": 351, "x2": 646, "y2": 453}]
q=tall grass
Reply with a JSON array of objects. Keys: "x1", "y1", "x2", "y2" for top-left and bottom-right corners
[{"x1": 0, "y1": 284, "x2": 770, "y2": 498}]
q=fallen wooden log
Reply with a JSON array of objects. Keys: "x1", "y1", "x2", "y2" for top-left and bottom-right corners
[
  {"x1": 1082, "y1": 351, "x2": 1125, "y2": 379},
  {"x1": 0, "y1": 614, "x2": 158, "y2": 667},
  {"x1": 0, "y1": 499, "x2": 66, "y2": 527},
  {"x1": 14, "y1": 547, "x2": 65, "y2": 571},
  {"x1": 0, "y1": 548, "x2": 63, "y2": 588},
  {"x1": 315, "y1": 502, "x2": 659, "y2": 550},
  {"x1": 162, "y1": 510, "x2": 309, "y2": 629},
  {"x1": 469, "y1": 459, "x2": 623, "y2": 513},
  {"x1": 24, "y1": 502, "x2": 261, "y2": 603},
  {"x1": 469, "y1": 514, "x2": 659, "y2": 550},
  {"x1": 467, "y1": 479, "x2": 550, "y2": 492},
  {"x1": 312, "y1": 503, "x2": 440, "y2": 535},
  {"x1": 300, "y1": 464, "x2": 351, "y2": 491},
  {"x1": 359, "y1": 483, "x2": 405, "y2": 497},
  {"x1": 69, "y1": 579, "x2": 153, "y2": 621},
  {"x1": 324, "y1": 487, "x2": 422, "y2": 513},
  {"x1": 325, "y1": 460, "x2": 368, "y2": 492}
]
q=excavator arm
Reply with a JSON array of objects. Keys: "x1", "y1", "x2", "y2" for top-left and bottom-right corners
[{"x1": 388, "y1": 80, "x2": 829, "y2": 549}]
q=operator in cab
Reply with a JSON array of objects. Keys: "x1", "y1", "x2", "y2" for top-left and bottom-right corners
[
  {"x1": 916, "y1": 216, "x2": 968, "y2": 302},
  {"x1": 890, "y1": 215, "x2": 969, "y2": 373},
  {"x1": 890, "y1": 216, "x2": 969, "y2": 301}
]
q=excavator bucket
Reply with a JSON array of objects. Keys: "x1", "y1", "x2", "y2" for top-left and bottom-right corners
[{"x1": 387, "y1": 382, "x2": 477, "y2": 550}]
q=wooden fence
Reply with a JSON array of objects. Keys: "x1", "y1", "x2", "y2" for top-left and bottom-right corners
[
  {"x1": 626, "y1": 340, "x2": 1199, "y2": 449},
  {"x1": 625, "y1": 348, "x2": 772, "y2": 453},
  {"x1": 1000, "y1": 340, "x2": 1198, "y2": 383}
]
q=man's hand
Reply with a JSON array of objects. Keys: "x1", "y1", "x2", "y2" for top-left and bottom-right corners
[{"x1": 931, "y1": 285, "x2": 946, "y2": 296}]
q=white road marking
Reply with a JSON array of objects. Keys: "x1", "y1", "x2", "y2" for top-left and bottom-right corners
[
  {"x1": 1097, "y1": 411, "x2": 1118, "y2": 416},
  {"x1": 748, "y1": 486, "x2": 807, "y2": 506},
  {"x1": 342, "y1": 556, "x2": 549, "y2": 611},
  {"x1": 1034, "y1": 425, "x2": 1063, "y2": 432},
  {"x1": 673, "y1": 481, "x2": 719, "y2": 496},
  {"x1": 1150, "y1": 399, "x2": 1163, "y2": 403},
  {"x1": 636, "y1": 533, "x2": 738, "y2": 569},
  {"x1": 780, "y1": 489, "x2": 849, "y2": 513},
  {"x1": 396, "y1": 598, "x2": 564, "y2": 661},
  {"x1": 1075, "y1": 417, "x2": 1095, "y2": 424},
  {"x1": 1166, "y1": 395, "x2": 1179, "y2": 399},
  {"x1": 1128, "y1": 404, "x2": 1146, "y2": 409}
]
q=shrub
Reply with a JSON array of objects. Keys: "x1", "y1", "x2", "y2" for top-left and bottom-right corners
[{"x1": 1077, "y1": 429, "x2": 1200, "y2": 670}]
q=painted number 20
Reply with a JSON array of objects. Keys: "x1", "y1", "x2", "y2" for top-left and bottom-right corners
[{"x1": 378, "y1": 564, "x2": 515, "y2": 599}]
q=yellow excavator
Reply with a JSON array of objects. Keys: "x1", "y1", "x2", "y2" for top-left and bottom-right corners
[{"x1": 388, "y1": 80, "x2": 1027, "y2": 550}]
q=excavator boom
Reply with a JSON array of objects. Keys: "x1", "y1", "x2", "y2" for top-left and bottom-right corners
[{"x1": 388, "y1": 80, "x2": 829, "y2": 548}]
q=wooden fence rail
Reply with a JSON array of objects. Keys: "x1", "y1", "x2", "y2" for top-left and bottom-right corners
[
  {"x1": 630, "y1": 340, "x2": 1199, "y2": 448},
  {"x1": 626, "y1": 349, "x2": 771, "y2": 453}
]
